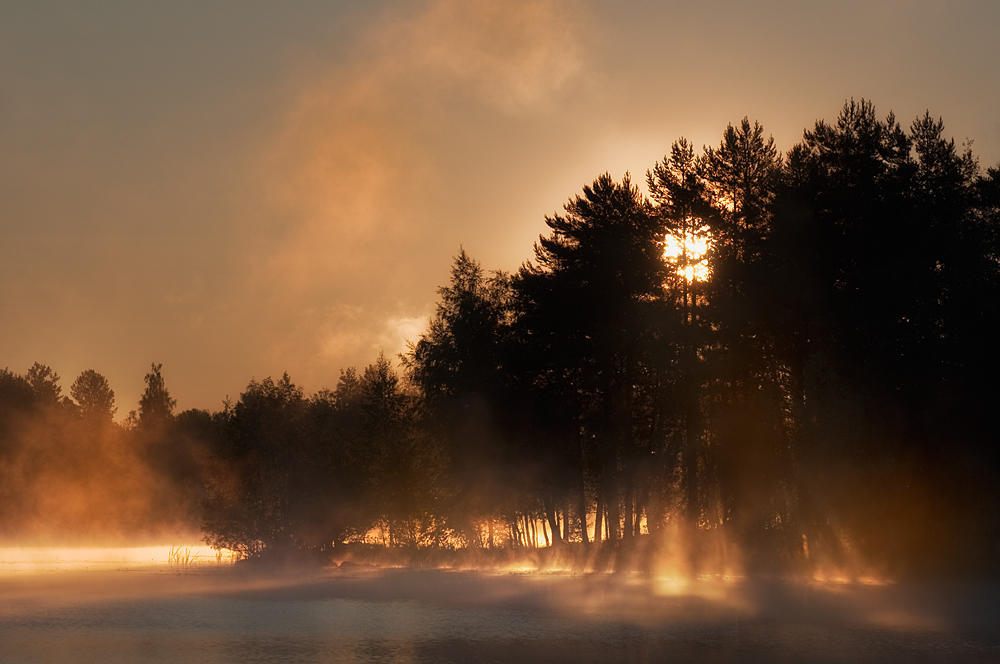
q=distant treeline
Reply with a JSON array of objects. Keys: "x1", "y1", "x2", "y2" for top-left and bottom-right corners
[{"x1": 2, "y1": 100, "x2": 998, "y2": 574}]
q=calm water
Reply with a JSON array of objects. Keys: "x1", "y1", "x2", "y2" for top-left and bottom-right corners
[{"x1": 1, "y1": 565, "x2": 997, "y2": 663}]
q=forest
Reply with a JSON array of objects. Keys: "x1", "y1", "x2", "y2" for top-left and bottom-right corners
[{"x1": 2, "y1": 99, "x2": 998, "y2": 577}]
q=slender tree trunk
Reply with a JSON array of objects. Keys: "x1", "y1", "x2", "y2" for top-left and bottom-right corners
[
  {"x1": 543, "y1": 497, "x2": 561, "y2": 545},
  {"x1": 622, "y1": 362, "x2": 636, "y2": 545},
  {"x1": 683, "y1": 283, "x2": 700, "y2": 528},
  {"x1": 685, "y1": 397, "x2": 700, "y2": 526},
  {"x1": 578, "y1": 472, "x2": 590, "y2": 546},
  {"x1": 594, "y1": 493, "x2": 604, "y2": 544},
  {"x1": 623, "y1": 477, "x2": 634, "y2": 544},
  {"x1": 606, "y1": 470, "x2": 620, "y2": 542},
  {"x1": 633, "y1": 493, "x2": 643, "y2": 537},
  {"x1": 563, "y1": 500, "x2": 571, "y2": 542},
  {"x1": 542, "y1": 517, "x2": 550, "y2": 547},
  {"x1": 606, "y1": 491, "x2": 617, "y2": 542}
]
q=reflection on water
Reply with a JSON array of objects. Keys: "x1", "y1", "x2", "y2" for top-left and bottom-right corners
[
  {"x1": 0, "y1": 545, "x2": 233, "y2": 573},
  {"x1": 0, "y1": 559, "x2": 997, "y2": 663}
]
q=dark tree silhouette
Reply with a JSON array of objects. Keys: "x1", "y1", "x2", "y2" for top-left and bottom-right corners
[
  {"x1": 516, "y1": 172, "x2": 663, "y2": 545},
  {"x1": 138, "y1": 362, "x2": 176, "y2": 428},
  {"x1": 25, "y1": 362, "x2": 63, "y2": 406},
  {"x1": 4, "y1": 99, "x2": 998, "y2": 574},
  {"x1": 648, "y1": 140, "x2": 713, "y2": 530},
  {"x1": 70, "y1": 369, "x2": 116, "y2": 422},
  {"x1": 404, "y1": 249, "x2": 517, "y2": 546}
]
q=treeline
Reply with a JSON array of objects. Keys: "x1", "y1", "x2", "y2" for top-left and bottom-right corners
[
  {"x1": 0, "y1": 363, "x2": 202, "y2": 542},
  {"x1": 2, "y1": 100, "x2": 999, "y2": 574}
]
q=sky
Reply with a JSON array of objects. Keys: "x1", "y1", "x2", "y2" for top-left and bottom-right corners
[{"x1": 2, "y1": 0, "x2": 999, "y2": 414}]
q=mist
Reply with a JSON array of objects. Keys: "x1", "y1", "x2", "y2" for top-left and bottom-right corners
[
  {"x1": 0, "y1": 364, "x2": 204, "y2": 546},
  {"x1": 3, "y1": 2, "x2": 1000, "y2": 657},
  {"x1": 3, "y1": 100, "x2": 999, "y2": 579},
  {"x1": 4, "y1": 1, "x2": 1000, "y2": 411}
]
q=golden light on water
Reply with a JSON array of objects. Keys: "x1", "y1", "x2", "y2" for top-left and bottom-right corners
[
  {"x1": 663, "y1": 223, "x2": 712, "y2": 283},
  {"x1": 0, "y1": 545, "x2": 235, "y2": 573}
]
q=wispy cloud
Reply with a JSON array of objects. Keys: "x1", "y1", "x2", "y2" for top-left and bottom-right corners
[
  {"x1": 258, "y1": 0, "x2": 587, "y2": 277},
  {"x1": 248, "y1": 0, "x2": 588, "y2": 377}
]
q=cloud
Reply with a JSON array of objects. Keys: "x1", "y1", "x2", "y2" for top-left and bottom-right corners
[
  {"x1": 244, "y1": 0, "x2": 588, "y2": 381},
  {"x1": 377, "y1": 314, "x2": 430, "y2": 356},
  {"x1": 255, "y1": 0, "x2": 587, "y2": 284},
  {"x1": 377, "y1": 0, "x2": 585, "y2": 112},
  {"x1": 314, "y1": 306, "x2": 429, "y2": 377}
]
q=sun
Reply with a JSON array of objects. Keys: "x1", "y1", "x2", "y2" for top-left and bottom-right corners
[{"x1": 662, "y1": 222, "x2": 712, "y2": 283}]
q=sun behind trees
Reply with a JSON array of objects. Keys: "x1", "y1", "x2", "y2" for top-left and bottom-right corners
[{"x1": 1, "y1": 99, "x2": 998, "y2": 576}]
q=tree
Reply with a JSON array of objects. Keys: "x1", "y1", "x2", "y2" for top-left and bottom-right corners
[
  {"x1": 70, "y1": 369, "x2": 116, "y2": 422},
  {"x1": 404, "y1": 249, "x2": 516, "y2": 545},
  {"x1": 647, "y1": 140, "x2": 714, "y2": 529},
  {"x1": 699, "y1": 120, "x2": 792, "y2": 557},
  {"x1": 362, "y1": 353, "x2": 429, "y2": 546},
  {"x1": 202, "y1": 372, "x2": 305, "y2": 558},
  {"x1": 25, "y1": 362, "x2": 62, "y2": 406},
  {"x1": 138, "y1": 362, "x2": 176, "y2": 427},
  {"x1": 761, "y1": 99, "x2": 999, "y2": 568},
  {"x1": 516, "y1": 172, "x2": 663, "y2": 544},
  {"x1": 406, "y1": 249, "x2": 512, "y2": 404}
]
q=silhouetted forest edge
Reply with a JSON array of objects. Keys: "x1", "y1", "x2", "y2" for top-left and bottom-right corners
[{"x1": 2, "y1": 99, "x2": 998, "y2": 580}]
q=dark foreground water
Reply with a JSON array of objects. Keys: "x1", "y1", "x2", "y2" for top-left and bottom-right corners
[{"x1": 1, "y1": 565, "x2": 998, "y2": 663}]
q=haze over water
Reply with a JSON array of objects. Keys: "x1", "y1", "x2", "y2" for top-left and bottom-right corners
[{"x1": 2, "y1": 558, "x2": 998, "y2": 663}]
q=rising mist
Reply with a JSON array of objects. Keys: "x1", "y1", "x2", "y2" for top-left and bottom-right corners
[{"x1": 2, "y1": 101, "x2": 998, "y2": 584}]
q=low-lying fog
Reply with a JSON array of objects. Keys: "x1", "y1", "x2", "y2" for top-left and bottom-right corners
[{"x1": 1, "y1": 551, "x2": 997, "y2": 663}]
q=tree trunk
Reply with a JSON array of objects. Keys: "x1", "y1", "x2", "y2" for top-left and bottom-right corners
[
  {"x1": 563, "y1": 500, "x2": 571, "y2": 542},
  {"x1": 683, "y1": 284, "x2": 701, "y2": 528},
  {"x1": 623, "y1": 478, "x2": 634, "y2": 544},
  {"x1": 685, "y1": 405, "x2": 700, "y2": 526},
  {"x1": 606, "y1": 472, "x2": 620, "y2": 542},
  {"x1": 633, "y1": 494, "x2": 643, "y2": 537},
  {"x1": 543, "y1": 496, "x2": 562, "y2": 545},
  {"x1": 594, "y1": 493, "x2": 603, "y2": 544}
]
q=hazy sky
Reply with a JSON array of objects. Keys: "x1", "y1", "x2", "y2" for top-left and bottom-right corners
[{"x1": 3, "y1": 0, "x2": 999, "y2": 413}]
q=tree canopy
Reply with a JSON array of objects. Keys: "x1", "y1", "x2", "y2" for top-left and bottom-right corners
[{"x1": 1, "y1": 99, "x2": 998, "y2": 574}]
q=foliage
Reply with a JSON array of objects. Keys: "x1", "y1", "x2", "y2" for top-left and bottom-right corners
[
  {"x1": 2, "y1": 100, "x2": 998, "y2": 573},
  {"x1": 70, "y1": 369, "x2": 116, "y2": 422},
  {"x1": 138, "y1": 362, "x2": 176, "y2": 428}
]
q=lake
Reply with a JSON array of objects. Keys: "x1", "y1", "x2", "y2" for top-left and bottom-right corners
[{"x1": 1, "y1": 553, "x2": 997, "y2": 662}]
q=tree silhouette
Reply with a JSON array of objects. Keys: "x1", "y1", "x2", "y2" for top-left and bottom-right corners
[
  {"x1": 648, "y1": 140, "x2": 713, "y2": 529},
  {"x1": 404, "y1": 249, "x2": 516, "y2": 546},
  {"x1": 138, "y1": 362, "x2": 176, "y2": 428},
  {"x1": 70, "y1": 369, "x2": 116, "y2": 422},
  {"x1": 25, "y1": 362, "x2": 63, "y2": 406},
  {"x1": 699, "y1": 119, "x2": 791, "y2": 559},
  {"x1": 517, "y1": 172, "x2": 662, "y2": 544},
  {"x1": 4, "y1": 99, "x2": 999, "y2": 573}
]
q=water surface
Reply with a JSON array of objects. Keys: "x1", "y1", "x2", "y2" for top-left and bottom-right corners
[{"x1": 1, "y1": 562, "x2": 997, "y2": 663}]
